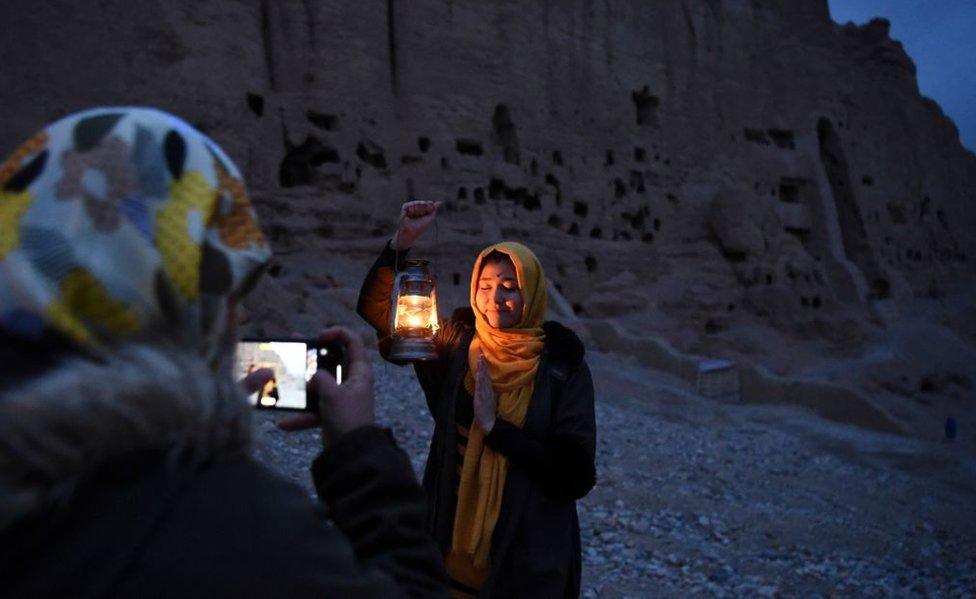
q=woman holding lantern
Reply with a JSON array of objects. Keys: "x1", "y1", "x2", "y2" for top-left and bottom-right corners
[{"x1": 357, "y1": 200, "x2": 597, "y2": 598}]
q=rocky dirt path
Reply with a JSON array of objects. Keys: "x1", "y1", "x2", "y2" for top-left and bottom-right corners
[{"x1": 252, "y1": 350, "x2": 976, "y2": 598}]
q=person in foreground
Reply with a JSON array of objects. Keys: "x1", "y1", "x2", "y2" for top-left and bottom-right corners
[
  {"x1": 358, "y1": 200, "x2": 597, "y2": 598},
  {"x1": 0, "y1": 107, "x2": 448, "y2": 597}
]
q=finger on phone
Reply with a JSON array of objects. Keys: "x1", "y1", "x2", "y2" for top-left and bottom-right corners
[
  {"x1": 240, "y1": 367, "x2": 275, "y2": 394},
  {"x1": 318, "y1": 326, "x2": 367, "y2": 375},
  {"x1": 309, "y1": 369, "x2": 338, "y2": 395},
  {"x1": 276, "y1": 412, "x2": 321, "y2": 432}
]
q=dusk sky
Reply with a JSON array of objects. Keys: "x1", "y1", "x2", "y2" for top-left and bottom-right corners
[{"x1": 827, "y1": 0, "x2": 976, "y2": 151}]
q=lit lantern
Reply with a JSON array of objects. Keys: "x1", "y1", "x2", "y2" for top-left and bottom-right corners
[{"x1": 388, "y1": 259, "x2": 440, "y2": 361}]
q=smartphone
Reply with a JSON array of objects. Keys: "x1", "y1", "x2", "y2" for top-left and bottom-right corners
[{"x1": 236, "y1": 337, "x2": 346, "y2": 412}]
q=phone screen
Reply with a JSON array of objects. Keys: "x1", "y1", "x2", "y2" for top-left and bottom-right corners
[{"x1": 236, "y1": 340, "x2": 343, "y2": 410}]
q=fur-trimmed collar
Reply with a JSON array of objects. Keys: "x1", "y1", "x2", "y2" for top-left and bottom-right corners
[
  {"x1": 0, "y1": 343, "x2": 252, "y2": 531},
  {"x1": 447, "y1": 307, "x2": 585, "y2": 368}
]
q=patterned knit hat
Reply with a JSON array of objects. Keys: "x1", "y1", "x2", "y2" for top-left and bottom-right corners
[{"x1": 0, "y1": 107, "x2": 271, "y2": 355}]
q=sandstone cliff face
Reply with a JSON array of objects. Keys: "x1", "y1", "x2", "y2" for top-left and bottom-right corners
[{"x1": 2, "y1": 1, "x2": 974, "y2": 426}]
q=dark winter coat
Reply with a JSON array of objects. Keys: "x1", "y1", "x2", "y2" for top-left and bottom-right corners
[
  {"x1": 0, "y1": 337, "x2": 449, "y2": 598},
  {"x1": 358, "y1": 243, "x2": 597, "y2": 598}
]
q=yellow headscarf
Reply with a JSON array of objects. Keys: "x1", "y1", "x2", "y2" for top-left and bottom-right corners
[{"x1": 449, "y1": 242, "x2": 546, "y2": 579}]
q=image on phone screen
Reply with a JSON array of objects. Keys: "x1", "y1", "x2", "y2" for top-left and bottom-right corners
[{"x1": 236, "y1": 340, "x2": 325, "y2": 410}]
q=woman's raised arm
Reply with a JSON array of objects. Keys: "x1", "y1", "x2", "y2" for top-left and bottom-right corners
[{"x1": 356, "y1": 200, "x2": 442, "y2": 341}]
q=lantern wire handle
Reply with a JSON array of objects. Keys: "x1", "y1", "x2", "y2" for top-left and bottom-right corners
[{"x1": 433, "y1": 204, "x2": 439, "y2": 272}]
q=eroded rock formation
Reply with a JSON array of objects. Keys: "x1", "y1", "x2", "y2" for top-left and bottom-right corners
[{"x1": 2, "y1": 0, "x2": 974, "y2": 433}]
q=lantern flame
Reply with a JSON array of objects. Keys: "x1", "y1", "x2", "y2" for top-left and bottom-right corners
[{"x1": 395, "y1": 293, "x2": 437, "y2": 331}]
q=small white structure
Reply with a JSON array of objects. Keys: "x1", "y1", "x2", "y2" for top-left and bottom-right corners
[{"x1": 696, "y1": 359, "x2": 740, "y2": 401}]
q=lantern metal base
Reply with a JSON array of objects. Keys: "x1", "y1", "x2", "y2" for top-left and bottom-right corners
[{"x1": 388, "y1": 335, "x2": 439, "y2": 361}]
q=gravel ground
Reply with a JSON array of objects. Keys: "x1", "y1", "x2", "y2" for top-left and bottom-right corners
[{"x1": 252, "y1": 350, "x2": 976, "y2": 598}]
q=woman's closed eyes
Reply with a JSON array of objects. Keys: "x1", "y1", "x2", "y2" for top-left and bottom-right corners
[{"x1": 476, "y1": 260, "x2": 524, "y2": 328}]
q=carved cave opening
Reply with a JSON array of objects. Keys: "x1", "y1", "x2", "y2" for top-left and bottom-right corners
[
  {"x1": 306, "y1": 110, "x2": 338, "y2": 130},
  {"x1": 778, "y1": 179, "x2": 801, "y2": 203},
  {"x1": 279, "y1": 135, "x2": 340, "y2": 187},
  {"x1": 246, "y1": 93, "x2": 264, "y2": 117},
  {"x1": 632, "y1": 86, "x2": 660, "y2": 127},
  {"x1": 491, "y1": 104, "x2": 520, "y2": 165},
  {"x1": 456, "y1": 139, "x2": 483, "y2": 156},
  {"x1": 768, "y1": 129, "x2": 795, "y2": 149},
  {"x1": 817, "y1": 117, "x2": 889, "y2": 299},
  {"x1": 356, "y1": 141, "x2": 387, "y2": 169}
]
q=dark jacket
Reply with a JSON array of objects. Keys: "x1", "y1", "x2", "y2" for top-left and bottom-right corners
[
  {"x1": 0, "y1": 338, "x2": 449, "y2": 598},
  {"x1": 0, "y1": 428, "x2": 448, "y2": 598},
  {"x1": 357, "y1": 243, "x2": 597, "y2": 598}
]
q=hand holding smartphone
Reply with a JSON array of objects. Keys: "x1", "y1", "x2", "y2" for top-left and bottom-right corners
[
  {"x1": 237, "y1": 337, "x2": 346, "y2": 412},
  {"x1": 252, "y1": 327, "x2": 374, "y2": 448}
]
